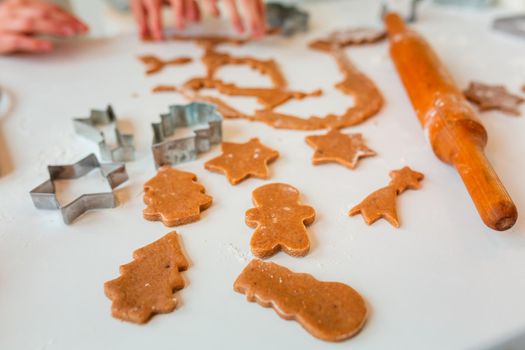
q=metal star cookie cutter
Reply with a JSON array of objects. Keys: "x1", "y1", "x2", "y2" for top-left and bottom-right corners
[
  {"x1": 30, "y1": 153, "x2": 129, "y2": 224},
  {"x1": 151, "y1": 102, "x2": 223, "y2": 168},
  {"x1": 493, "y1": 15, "x2": 525, "y2": 39},
  {"x1": 73, "y1": 105, "x2": 135, "y2": 162},
  {"x1": 266, "y1": 2, "x2": 309, "y2": 36}
]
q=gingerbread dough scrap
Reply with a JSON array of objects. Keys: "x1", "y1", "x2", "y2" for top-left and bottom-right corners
[
  {"x1": 246, "y1": 183, "x2": 315, "y2": 258},
  {"x1": 464, "y1": 81, "x2": 524, "y2": 116},
  {"x1": 246, "y1": 47, "x2": 383, "y2": 130},
  {"x1": 104, "y1": 231, "x2": 189, "y2": 324},
  {"x1": 234, "y1": 260, "x2": 368, "y2": 342},
  {"x1": 166, "y1": 34, "x2": 250, "y2": 48},
  {"x1": 309, "y1": 27, "x2": 386, "y2": 52},
  {"x1": 306, "y1": 129, "x2": 376, "y2": 169},
  {"x1": 143, "y1": 166, "x2": 212, "y2": 226},
  {"x1": 146, "y1": 31, "x2": 382, "y2": 130},
  {"x1": 349, "y1": 166, "x2": 424, "y2": 227},
  {"x1": 205, "y1": 138, "x2": 279, "y2": 185},
  {"x1": 182, "y1": 77, "x2": 321, "y2": 111},
  {"x1": 138, "y1": 55, "x2": 192, "y2": 75},
  {"x1": 201, "y1": 47, "x2": 287, "y2": 88}
]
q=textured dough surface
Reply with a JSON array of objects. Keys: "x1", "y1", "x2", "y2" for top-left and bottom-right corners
[{"x1": 234, "y1": 260, "x2": 368, "y2": 342}]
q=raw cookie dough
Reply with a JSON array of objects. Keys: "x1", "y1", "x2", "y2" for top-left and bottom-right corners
[
  {"x1": 309, "y1": 27, "x2": 386, "y2": 52},
  {"x1": 104, "y1": 231, "x2": 189, "y2": 324},
  {"x1": 205, "y1": 138, "x2": 279, "y2": 185},
  {"x1": 246, "y1": 183, "x2": 315, "y2": 258},
  {"x1": 306, "y1": 129, "x2": 376, "y2": 169},
  {"x1": 464, "y1": 81, "x2": 524, "y2": 116},
  {"x1": 234, "y1": 260, "x2": 368, "y2": 342},
  {"x1": 138, "y1": 55, "x2": 192, "y2": 75},
  {"x1": 150, "y1": 33, "x2": 383, "y2": 130},
  {"x1": 349, "y1": 166, "x2": 424, "y2": 227},
  {"x1": 143, "y1": 166, "x2": 212, "y2": 226}
]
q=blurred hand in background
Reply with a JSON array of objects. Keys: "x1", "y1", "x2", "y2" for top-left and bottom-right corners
[
  {"x1": 0, "y1": 0, "x2": 88, "y2": 54},
  {"x1": 130, "y1": 0, "x2": 266, "y2": 41}
]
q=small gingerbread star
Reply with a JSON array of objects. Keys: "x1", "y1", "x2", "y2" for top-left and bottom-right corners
[
  {"x1": 464, "y1": 81, "x2": 524, "y2": 116},
  {"x1": 205, "y1": 138, "x2": 279, "y2": 185},
  {"x1": 388, "y1": 166, "x2": 424, "y2": 194},
  {"x1": 305, "y1": 129, "x2": 376, "y2": 169}
]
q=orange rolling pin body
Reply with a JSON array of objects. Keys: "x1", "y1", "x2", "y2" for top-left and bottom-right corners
[{"x1": 384, "y1": 12, "x2": 517, "y2": 231}]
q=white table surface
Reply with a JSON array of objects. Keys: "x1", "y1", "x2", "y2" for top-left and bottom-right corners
[{"x1": 1, "y1": 1, "x2": 525, "y2": 349}]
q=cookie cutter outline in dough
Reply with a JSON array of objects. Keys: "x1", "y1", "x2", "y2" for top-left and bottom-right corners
[
  {"x1": 29, "y1": 153, "x2": 129, "y2": 224},
  {"x1": 493, "y1": 15, "x2": 525, "y2": 39},
  {"x1": 151, "y1": 102, "x2": 223, "y2": 168},
  {"x1": 266, "y1": 2, "x2": 309, "y2": 36},
  {"x1": 73, "y1": 105, "x2": 135, "y2": 162}
]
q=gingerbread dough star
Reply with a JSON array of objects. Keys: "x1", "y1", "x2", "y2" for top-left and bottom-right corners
[
  {"x1": 388, "y1": 166, "x2": 424, "y2": 194},
  {"x1": 464, "y1": 81, "x2": 524, "y2": 116},
  {"x1": 305, "y1": 129, "x2": 376, "y2": 169},
  {"x1": 204, "y1": 138, "x2": 279, "y2": 185}
]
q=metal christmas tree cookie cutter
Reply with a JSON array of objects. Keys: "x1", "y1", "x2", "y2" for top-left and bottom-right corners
[
  {"x1": 151, "y1": 102, "x2": 223, "y2": 168},
  {"x1": 30, "y1": 154, "x2": 129, "y2": 224},
  {"x1": 73, "y1": 105, "x2": 135, "y2": 162}
]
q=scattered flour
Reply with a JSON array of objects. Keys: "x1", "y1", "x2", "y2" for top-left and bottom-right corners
[{"x1": 227, "y1": 243, "x2": 250, "y2": 263}]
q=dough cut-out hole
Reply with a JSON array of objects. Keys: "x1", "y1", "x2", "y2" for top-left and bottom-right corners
[
  {"x1": 201, "y1": 88, "x2": 261, "y2": 115},
  {"x1": 215, "y1": 65, "x2": 275, "y2": 88},
  {"x1": 273, "y1": 88, "x2": 354, "y2": 119}
]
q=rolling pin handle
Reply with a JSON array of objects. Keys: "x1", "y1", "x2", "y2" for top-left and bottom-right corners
[{"x1": 453, "y1": 139, "x2": 518, "y2": 231}]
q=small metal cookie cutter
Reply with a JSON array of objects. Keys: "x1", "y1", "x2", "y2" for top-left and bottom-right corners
[
  {"x1": 493, "y1": 15, "x2": 525, "y2": 39},
  {"x1": 152, "y1": 102, "x2": 223, "y2": 168},
  {"x1": 381, "y1": 0, "x2": 423, "y2": 23},
  {"x1": 266, "y1": 2, "x2": 309, "y2": 36},
  {"x1": 30, "y1": 153, "x2": 128, "y2": 224},
  {"x1": 73, "y1": 105, "x2": 135, "y2": 162}
]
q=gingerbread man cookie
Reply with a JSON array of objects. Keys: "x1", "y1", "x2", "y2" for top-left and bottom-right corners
[
  {"x1": 205, "y1": 138, "x2": 279, "y2": 185},
  {"x1": 143, "y1": 166, "x2": 212, "y2": 226},
  {"x1": 246, "y1": 183, "x2": 315, "y2": 258},
  {"x1": 234, "y1": 260, "x2": 368, "y2": 342},
  {"x1": 104, "y1": 231, "x2": 189, "y2": 324}
]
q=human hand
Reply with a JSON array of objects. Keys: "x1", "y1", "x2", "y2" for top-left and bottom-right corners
[
  {"x1": 0, "y1": 0, "x2": 89, "y2": 55},
  {"x1": 131, "y1": 0, "x2": 266, "y2": 41}
]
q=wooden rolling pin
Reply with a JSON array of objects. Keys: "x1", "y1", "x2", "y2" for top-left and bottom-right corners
[{"x1": 384, "y1": 12, "x2": 517, "y2": 231}]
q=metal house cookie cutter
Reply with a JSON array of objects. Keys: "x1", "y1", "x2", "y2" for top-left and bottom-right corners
[
  {"x1": 73, "y1": 105, "x2": 135, "y2": 162},
  {"x1": 493, "y1": 15, "x2": 525, "y2": 39},
  {"x1": 266, "y1": 2, "x2": 309, "y2": 36},
  {"x1": 30, "y1": 153, "x2": 129, "y2": 224},
  {"x1": 152, "y1": 102, "x2": 223, "y2": 168}
]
